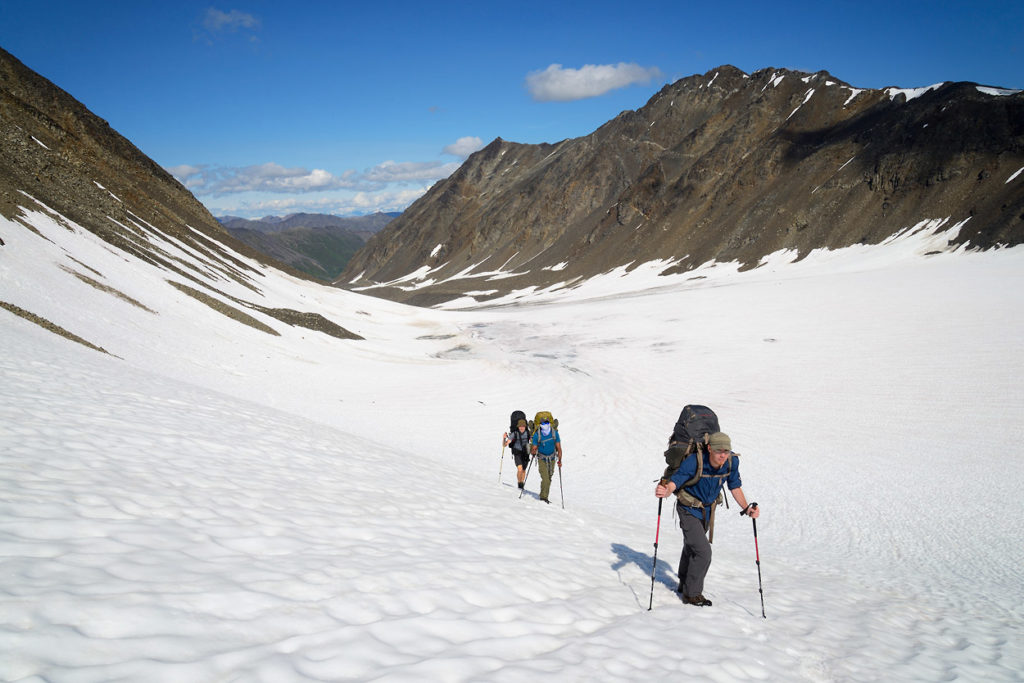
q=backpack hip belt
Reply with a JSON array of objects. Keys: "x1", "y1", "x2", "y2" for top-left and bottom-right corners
[{"x1": 675, "y1": 488, "x2": 724, "y2": 510}]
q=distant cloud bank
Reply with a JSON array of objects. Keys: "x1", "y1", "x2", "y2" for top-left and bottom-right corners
[
  {"x1": 218, "y1": 188, "x2": 428, "y2": 217},
  {"x1": 526, "y1": 62, "x2": 662, "y2": 102},
  {"x1": 167, "y1": 142, "x2": 474, "y2": 217},
  {"x1": 168, "y1": 160, "x2": 459, "y2": 198}
]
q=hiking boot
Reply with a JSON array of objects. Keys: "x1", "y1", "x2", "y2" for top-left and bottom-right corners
[
  {"x1": 682, "y1": 594, "x2": 712, "y2": 607},
  {"x1": 518, "y1": 482, "x2": 525, "y2": 490},
  {"x1": 540, "y1": 497, "x2": 550, "y2": 504}
]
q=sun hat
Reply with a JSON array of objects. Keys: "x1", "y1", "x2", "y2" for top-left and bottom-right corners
[{"x1": 707, "y1": 432, "x2": 731, "y2": 452}]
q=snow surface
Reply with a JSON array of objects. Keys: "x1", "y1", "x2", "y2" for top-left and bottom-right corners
[
  {"x1": 977, "y1": 86, "x2": 1022, "y2": 97},
  {"x1": 2, "y1": 203, "x2": 1024, "y2": 682},
  {"x1": 885, "y1": 84, "x2": 946, "y2": 102},
  {"x1": 762, "y1": 73, "x2": 785, "y2": 91},
  {"x1": 843, "y1": 88, "x2": 865, "y2": 107},
  {"x1": 787, "y1": 88, "x2": 816, "y2": 120}
]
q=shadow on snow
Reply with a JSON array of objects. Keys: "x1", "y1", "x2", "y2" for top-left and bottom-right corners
[{"x1": 610, "y1": 542, "x2": 677, "y2": 606}]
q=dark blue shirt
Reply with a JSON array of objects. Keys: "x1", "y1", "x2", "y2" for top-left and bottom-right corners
[{"x1": 670, "y1": 451, "x2": 742, "y2": 520}]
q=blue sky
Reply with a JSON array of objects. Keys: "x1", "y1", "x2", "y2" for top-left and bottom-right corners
[{"x1": 2, "y1": 1, "x2": 1021, "y2": 219}]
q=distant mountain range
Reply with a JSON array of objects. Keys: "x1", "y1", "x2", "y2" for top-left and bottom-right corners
[
  {"x1": 341, "y1": 65, "x2": 1024, "y2": 306},
  {"x1": 3, "y1": 43, "x2": 1022, "y2": 313},
  {"x1": 219, "y1": 212, "x2": 398, "y2": 234},
  {"x1": 220, "y1": 213, "x2": 397, "y2": 281}
]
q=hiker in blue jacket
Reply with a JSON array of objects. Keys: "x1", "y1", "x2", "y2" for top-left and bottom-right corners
[
  {"x1": 655, "y1": 432, "x2": 760, "y2": 606},
  {"x1": 530, "y1": 417, "x2": 562, "y2": 504}
]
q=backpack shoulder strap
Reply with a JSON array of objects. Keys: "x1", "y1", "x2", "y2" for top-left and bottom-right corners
[
  {"x1": 674, "y1": 450, "x2": 705, "y2": 509},
  {"x1": 682, "y1": 446, "x2": 705, "y2": 488}
]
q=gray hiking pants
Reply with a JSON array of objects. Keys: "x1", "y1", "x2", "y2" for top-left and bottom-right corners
[{"x1": 677, "y1": 507, "x2": 712, "y2": 597}]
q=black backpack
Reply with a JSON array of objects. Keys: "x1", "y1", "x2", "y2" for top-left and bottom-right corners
[
  {"x1": 510, "y1": 410, "x2": 527, "y2": 432},
  {"x1": 663, "y1": 404, "x2": 720, "y2": 479}
]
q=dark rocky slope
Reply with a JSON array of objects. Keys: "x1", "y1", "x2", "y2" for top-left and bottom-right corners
[
  {"x1": 1, "y1": 46, "x2": 360, "y2": 342},
  {"x1": 0, "y1": 46, "x2": 333, "y2": 289},
  {"x1": 341, "y1": 66, "x2": 1024, "y2": 306}
]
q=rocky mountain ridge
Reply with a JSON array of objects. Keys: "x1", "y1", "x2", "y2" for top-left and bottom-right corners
[
  {"x1": 219, "y1": 212, "x2": 398, "y2": 234},
  {"x1": 0, "y1": 46, "x2": 300, "y2": 278},
  {"x1": 341, "y1": 65, "x2": 1024, "y2": 306}
]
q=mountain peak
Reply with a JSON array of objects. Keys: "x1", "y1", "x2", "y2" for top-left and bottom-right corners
[{"x1": 341, "y1": 66, "x2": 1024, "y2": 306}]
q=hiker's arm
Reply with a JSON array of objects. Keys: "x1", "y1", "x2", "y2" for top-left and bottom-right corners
[
  {"x1": 658, "y1": 454, "x2": 697, "y2": 496},
  {"x1": 730, "y1": 487, "x2": 760, "y2": 518},
  {"x1": 556, "y1": 442, "x2": 563, "y2": 463}
]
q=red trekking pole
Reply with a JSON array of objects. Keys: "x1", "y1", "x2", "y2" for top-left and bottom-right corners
[
  {"x1": 647, "y1": 491, "x2": 665, "y2": 610},
  {"x1": 743, "y1": 502, "x2": 766, "y2": 618}
]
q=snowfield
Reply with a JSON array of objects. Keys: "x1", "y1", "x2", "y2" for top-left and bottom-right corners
[{"x1": 1, "y1": 206, "x2": 1023, "y2": 681}]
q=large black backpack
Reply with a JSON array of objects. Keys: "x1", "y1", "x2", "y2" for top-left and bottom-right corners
[
  {"x1": 663, "y1": 404, "x2": 720, "y2": 480},
  {"x1": 510, "y1": 410, "x2": 527, "y2": 432}
]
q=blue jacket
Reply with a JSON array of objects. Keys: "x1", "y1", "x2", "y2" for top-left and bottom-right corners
[
  {"x1": 670, "y1": 451, "x2": 742, "y2": 521},
  {"x1": 531, "y1": 428, "x2": 560, "y2": 459}
]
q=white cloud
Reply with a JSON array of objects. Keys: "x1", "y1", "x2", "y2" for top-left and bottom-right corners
[
  {"x1": 168, "y1": 157, "x2": 463, "y2": 219},
  {"x1": 443, "y1": 136, "x2": 484, "y2": 159},
  {"x1": 167, "y1": 164, "x2": 206, "y2": 189},
  {"x1": 525, "y1": 62, "x2": 663, "y2": 102},
  {"x1": 169, "y1": 160, "x2": 460, "y2": 198},
  {"x1": 208, "y1": 187, "x2": 429, "y2": 218},
  {"x1": 169, "y1": 162, "x2": 357, "y2": 196},
  {"x1": 347, "y1": 188, "x2": 428, "y2": 210},
  {"x1": 167, "y1": 164, "x2": 203, "y2": 178},
  {"x1": 203, "y1": 8, "x2": 260, "y2": 32},
  {"x1": 362, "y1": 160, "x2": 461, "y2": 184}
]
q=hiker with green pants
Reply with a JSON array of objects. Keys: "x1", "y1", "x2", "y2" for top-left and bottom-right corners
[{"x1": 530, "y1": 415, "x2": 561, "y2": 504}]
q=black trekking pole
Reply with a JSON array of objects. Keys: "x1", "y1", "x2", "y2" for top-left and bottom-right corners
[
  {"x1": 557, "y1": 460, "x2": 564, "y2": 509},
  {"x1": 518, "y1": 455, "x2": 535, "y2": 499},
  {"x1": 648, "y1": 486, "x2": 665, "y2": 610},
  {"x1": 743, "y1": 502, "x2": 766, "y2": 618}
]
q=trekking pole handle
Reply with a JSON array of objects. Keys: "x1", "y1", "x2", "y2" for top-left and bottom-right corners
[
  {"x1": 654, "y1": 478, "x2": 674, "y2": 498},
  {"x1": 741, "y1": 502, "x2": 758, "y2": 516}
]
